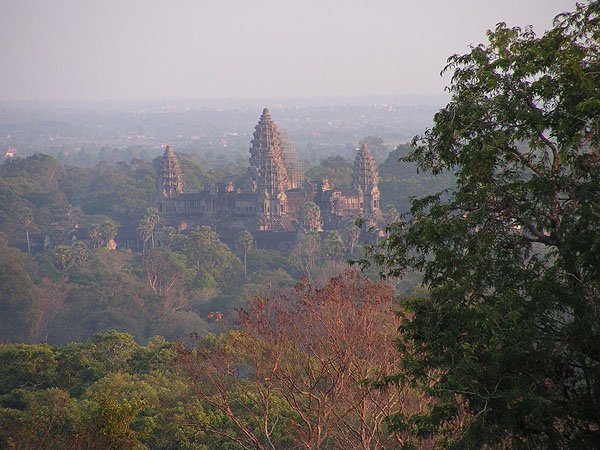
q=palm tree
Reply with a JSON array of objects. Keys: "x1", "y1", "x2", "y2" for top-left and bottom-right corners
[
  {"x1": 144, "y1": 207, "x2": 160, "y2": 249},
  {"x1": 18, "y1": 209, "x2": 33, "y2": 254},
  {"x1": 100, "y1": 221, "x2": 118, "y2": 249},
  {"x1": 88, "y1": 225, "x2": 102, "y2": 249},
  {"x1": 137, "y1": 219, "x2": 153, "y2": 253},
  {"x1": 71, "y1": 241, "x2": 89, "y2": 264},
  {"x1": 300, "y1": 202, "x2": 322, "y2": 232},
  {"x1": 236, "y1": 230, "x2": 254, "y2": 279}
]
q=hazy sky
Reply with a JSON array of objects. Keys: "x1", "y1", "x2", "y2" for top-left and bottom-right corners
[{"x1": 0, "y1": 0, "x2": 576, "y2": 102}]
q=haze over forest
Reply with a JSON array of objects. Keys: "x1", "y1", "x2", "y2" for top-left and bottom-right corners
[
  {"x1": 0, "y1": 1, "x2": 598, "y2": 449},
  {"x1": 0, "y1": 0, "x2": 575, "y2": 165}
]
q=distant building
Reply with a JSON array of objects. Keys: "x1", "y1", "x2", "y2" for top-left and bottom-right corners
[
  {"x1": 157, "y1": 108, "x2": 381, "y2": 248},
  {"x1": 5, "y1": 147, "x2": 15, "y2": 158}
]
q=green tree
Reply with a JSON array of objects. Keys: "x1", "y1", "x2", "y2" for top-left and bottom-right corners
[
  {"x1": 162, "y1": 226, "x2": 185, "y2": 252},
  {"x1": 88, "y1": 224, "x2": 102, "y2": 249},
  {"x1": 299, "y1": 201, "x2": 322, "y2": 232},
  {"x1": 342, "y1": 219, "x2": 361, "y2": 254},
  {"x1": 236, "y1": 230, "x2": 254, "y2": 279},
  {"x1": 71, "y1": 240, "x2": 89, "y2": 265},
  {"x1": 324, "y1": 230, "x2": 344, "y2": 262},
  {"x1": 73, "y1": 159, "x2": 156, "y2": 227},
  {"x1": 366, "y1": 3, "x2": 600, "y2": 448},
  {"x1": 378, "y1": 144, "x2": 455, "y2": 215},
  {"x1": 48, "y1": 253, "x2": 154, "y2": 343},
  {"x1": 306, "y1": 155, "x2": 353, "y2": 188},
  {"x1": 291, "y1": 231, "x2": 320, "y2": 281},
  {"x1": 54, "y1": 246, "x2": 76, "y2": 279},
  {"x1": 17, "y1": 207, "x2": 34, "y2": 254},
  {"x1": 142, "y1": 248, "x2": 189, "y2": 300},
  {"x1": 100, "y1": 221, "x2": 118, "y2": 249},
  {"x1": 382, "y1": 204, "x2": 401, "y2": 227},
  {"x1": 0, "y1": 248, "x2": 37, "y2": 342},
  {"x1": 0, "y1": 333, "x2": 210, "y2": 449},
  {"x1": 184, "y1": 226, "x2": 242, "y2": 287},
  {"x1": 53, "y1": 241, "x2": 88, "y2": 279},
  {"x1": 83, "y1": 372, "x2": 148, "y2": 449},
  {"x1": 143, "y1": 206, "x2": 160, "y2": 250},
  {"x1": 137, "y1": 219, "x2": 153, "y2": 253}
]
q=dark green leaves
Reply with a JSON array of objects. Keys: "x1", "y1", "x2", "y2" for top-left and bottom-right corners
[{"x1": 369, "y1": 2, "x2": 600, "y2": 447}]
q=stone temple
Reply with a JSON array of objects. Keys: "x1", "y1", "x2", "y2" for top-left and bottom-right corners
[{"x1": 157, "y1": 108, "x2": 380, "y2": 249}]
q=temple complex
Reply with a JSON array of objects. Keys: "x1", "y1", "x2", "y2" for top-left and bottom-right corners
[{"x1": 157, "y1": 108, "x2": 381, "y2": 248}]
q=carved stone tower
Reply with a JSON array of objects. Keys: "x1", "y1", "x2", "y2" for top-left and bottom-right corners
[
  {"x1": 248, "y1": 108, "x2": 289, "y2": 230},
  {"x1": 157, "y1": 145, "x2": 183, "y2": 215},
  {"x1": 352, "y1": 143, "x2": 380, "y2": 216}
]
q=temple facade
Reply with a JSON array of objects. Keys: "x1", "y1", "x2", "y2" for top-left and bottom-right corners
[{"x1": 157, "y1": 108, "x2": 380, "y2": 248}]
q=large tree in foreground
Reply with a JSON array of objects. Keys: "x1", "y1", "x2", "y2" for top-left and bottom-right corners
[
  {"x1": 365, "y1": 2, "x2": 600, "y2": 448},
  {"x1": 180, "y1": 271, "x2": 424, "y2": 449}
]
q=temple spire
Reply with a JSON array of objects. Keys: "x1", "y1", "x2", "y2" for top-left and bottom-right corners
[
  {"x1": 159, "y1": 145, "x2": 183, "y2": 198},
  {"x1": 249, "y1": 108, "x2": 289, "y2": 195},
  {"x1": 352, "y1": 143, "x2": 380, "y2": 214},
  {"x1": 248, "y1": 108, "x2": 290, "y2": 230}
]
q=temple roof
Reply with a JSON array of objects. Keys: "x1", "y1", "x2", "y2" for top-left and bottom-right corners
[
  {"x1": 352, "y1": 143, "x2": 378, "y2": 192},
  {"x1": 178, "y1": 191, "x2": 210, "y2": 201},
  {"x1": 249, "y1": 107, "x2": 289, "y2": 195},
  {"x1": 159, "y1": 145, "x2": 184, "y2": 197},
  {"x1": 251, "y1": 108, "x2": 280, "y2": 156}
]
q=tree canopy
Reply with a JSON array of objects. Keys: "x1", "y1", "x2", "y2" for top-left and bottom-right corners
[
  {"x1": 365, "y1": 2, "x2": 600, "y2": 448},
  {"x1": 179, "y1": 271, "x2": 415, "y2": 449}
]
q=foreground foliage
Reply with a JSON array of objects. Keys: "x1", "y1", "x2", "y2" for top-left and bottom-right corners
[
  {"x1": 365, "y1": 2, "x2": 600, "y2": 448},
  {"x1": 180, "y1": 270, "x2": 428, "y2": 449},
  {"x1": 0, "y1": 272, "x2": 427, "y2": 449}
]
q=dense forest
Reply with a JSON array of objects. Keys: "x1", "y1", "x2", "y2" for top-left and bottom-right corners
[
  {"x1": 0, "y1": 141, "x2": 442, "y2": 345},
  {"x1": 0, "y1": 272, "x2": 422, "y2": 449},
  {"x1": 1, "y1": 2, "x2": 598, "y2": 448},
  {"x1": 0, "y1": 146, "x2": 435, "y2": 448}
]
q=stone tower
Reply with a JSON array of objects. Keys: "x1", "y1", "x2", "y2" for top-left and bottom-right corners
[
  {"x1": 352, "y1": 143, "x2": 380, "y2": 215},
  {"x1": 249, "y1": 108, "x2": 289, "y2": 230},
  {"x1": 157, "y1": 145, "x2": 183, "y2": 215}
]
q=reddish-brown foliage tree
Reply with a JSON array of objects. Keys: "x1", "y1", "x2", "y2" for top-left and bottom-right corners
[{"x1": 180, "y1": 270, "x2": 431, "y2": 449}]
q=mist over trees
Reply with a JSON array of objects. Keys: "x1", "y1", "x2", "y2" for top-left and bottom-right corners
[
  {"x1": 0, "y1": 100, "x2": 439, "y2": 168},
  {"x1": 0, "y1": 1, "x2": 598, "y2": 448}
]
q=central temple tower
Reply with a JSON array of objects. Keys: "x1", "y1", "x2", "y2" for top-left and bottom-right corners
[
  {"x1": 157, "y1": 145, "x2": 184, "y2": 216},
  {"x1": 154, "y1": 109, "x2": 383, "y2": 244},
  {"x1": 248, "y1": 108, "x2": 290, "y2": 230},
  {"x1": 352, "y1": 143, "x2": 380, "y2": 216}
]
